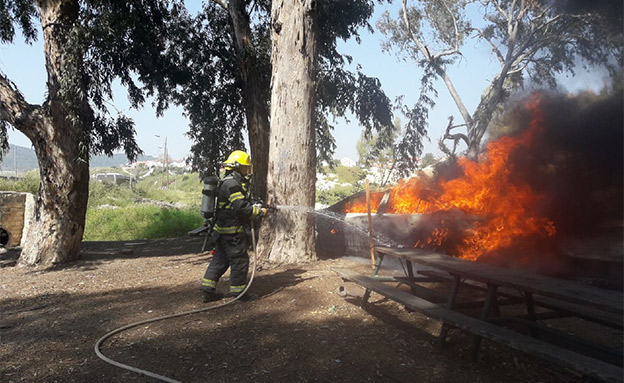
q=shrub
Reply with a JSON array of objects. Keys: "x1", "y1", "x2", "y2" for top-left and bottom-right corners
[
  {"x1": 0, "y1": 170, "x2": 40, "y2": 195},
  {"x1": 316, "y1": 184, "x2": 362, "y2": 206},
  {"x1": 84, "y1": 205, "x2": 203, "y2": 241},
  {"x1": 88, "y1": 180, "x2": 138, "y2": 208}
]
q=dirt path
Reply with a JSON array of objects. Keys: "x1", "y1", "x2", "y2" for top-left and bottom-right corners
[{"x1": 1, "y1": 237, "x2": 578, "y2": 382}]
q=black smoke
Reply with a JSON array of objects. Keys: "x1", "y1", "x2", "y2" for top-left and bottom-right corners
[
  {"x1": 493, "y1": 88, "x2": 623, "y2": 282},
  {"x1": 505, "y1": 89, "x2": 623, "y2": 234},
  {"x1": 559, "y1": 0, "x2": 623, "y2": 33}
]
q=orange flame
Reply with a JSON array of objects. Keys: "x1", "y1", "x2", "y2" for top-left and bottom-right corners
[
  {"x1": 345, "y1": 193, "x2": 382, "y2": 213},
  {"x1": 346, "y1": 96, "x2": 556, "y2": 260}
]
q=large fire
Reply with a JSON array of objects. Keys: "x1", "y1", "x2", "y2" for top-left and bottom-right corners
[{"x1": 345, "y1": 97, "x2": 556, "y2": 260}]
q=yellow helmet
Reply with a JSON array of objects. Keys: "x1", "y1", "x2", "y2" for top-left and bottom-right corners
[{"x1": 223, "y1": 150, "x2": 252, "y2": 173}]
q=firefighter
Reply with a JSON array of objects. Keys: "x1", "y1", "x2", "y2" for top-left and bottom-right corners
[{"x1": 201, "y1": 150, "x2": 267, "y2": 302}]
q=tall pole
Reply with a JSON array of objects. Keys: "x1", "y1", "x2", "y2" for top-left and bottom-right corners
[
  {"x1": 13, "y1": 145, "x2": 17, "y2": 177},
  {"x1": 164, "y1": 137, "x2": 169, "y2": 188},
  {"x1": 366, "y1": 179, "x2": 376, "y2": 269},
  {"x1": 155, "y1": 135, "x2": 167, "y2": 189}
]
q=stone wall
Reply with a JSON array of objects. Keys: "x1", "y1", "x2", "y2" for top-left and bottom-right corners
[{"x1": 0, "y1": 192, "x2": 35, "y2": 247}]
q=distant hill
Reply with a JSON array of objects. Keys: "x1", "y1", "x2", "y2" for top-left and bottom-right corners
[{"x1": 0, "y1": 144, "x2": 157, "y2": 173}]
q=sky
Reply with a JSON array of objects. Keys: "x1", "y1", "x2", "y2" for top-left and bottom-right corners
[{"x1": 0, "y1": 2, "x2": 610, "y2": 162}]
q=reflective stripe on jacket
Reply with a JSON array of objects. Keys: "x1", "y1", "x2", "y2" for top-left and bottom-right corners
[{"x1": 213, "y1": 170, "x2": 260, "y2": 234}]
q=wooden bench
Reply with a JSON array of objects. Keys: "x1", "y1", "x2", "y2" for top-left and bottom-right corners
[
  {"x1": 418, "y1": 269, "x2": 624, "y2": 330},
  {"x1": 375, "y1": 248, "x2": 623, "y2": 314},
  {"x1": 333, "y1": 268, "x2": 623, "y2": 383}
]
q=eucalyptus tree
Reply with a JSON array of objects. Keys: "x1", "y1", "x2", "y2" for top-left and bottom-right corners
[
  {"x1": 0, "y1": 0, "x2": 186, "y2": 265},
  {"x1": 379, "y1": 0, "x2": 623, "y2": 162},
  {"x1": 178, "y1": 0, "x2": 393, "y2": 200},
  {"x1": 253, "y1": 0, "x2": 318, "y2": 263}
]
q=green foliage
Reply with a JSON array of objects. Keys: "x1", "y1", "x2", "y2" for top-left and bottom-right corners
[
  {"x1": 174, "y1": 2, "x2": 248, "y2": 175},
  {"x1": 84, "y1": 205, "x2": 202, "y2": 241},
  {"x1": 0, "y1": 0, "x2": 187, "y2": 162},
  {"x1": 177, "y1": 1, "x2": 394, "y2": 174},
  {"x1": 0, "y1": 170, "x2": 40, "y2": 195},
  {"x1": 334, "y1": 165, "x2": 366, "y2": 184},
  {"x1": 420, "y1": 153, "x2": 437, "y2": 168},
  {"x1": 0, "y1": 1, "x2": 38, "y2": 44},
  {"x1": 85, "y1": 172, "x2": 204, "y2": 240},
  {"x1": 88, "y1": 179, "x2": 138, "y2": 208},
  {"x1": 134, "y1": 172, "x2": 202, "y2": 206},
  {"x1": 316, "y1": 164, "x2": 366, "y2": 206},
  {"x1": 356, "y1": 117, "x2": 401, "y2": 166},
  {"x1": 378, "y1": 0, "x2": 623, "y2": 163},
  {"x1": 317, "y1": 184, "x2": 363, "y2": 206}
]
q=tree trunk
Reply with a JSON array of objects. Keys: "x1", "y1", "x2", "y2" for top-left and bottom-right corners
[
  {"x1": 19, "y1": 119, "x2": 90, "y2": 265},
  {"x1": 465, "y1": 74, "x2": 507, "y2": 160},
  {"x1": 227, "y1": 0, "x2": 270, "y2": 200},
  {"x1": 257, "y1": 0, "x2": 317, "y2": 264},
  {"x1": 15, "y1": 0, "x2": 90, "y2": 265}
]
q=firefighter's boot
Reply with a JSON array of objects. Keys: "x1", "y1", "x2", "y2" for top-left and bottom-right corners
[{"x1": 202, "y1": 291, "x2": 222, "y2": 303}]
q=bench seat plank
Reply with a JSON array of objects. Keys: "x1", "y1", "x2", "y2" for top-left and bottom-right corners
[
  {"x1": 418, "y1": 269, "x2": 624, "y2": 329},
  {"x1": 334, "y1": 268, "x2": 623, "y2": 383},
  {"x1": 376, "y1": 247, "x2": 623, "y2": 314}
]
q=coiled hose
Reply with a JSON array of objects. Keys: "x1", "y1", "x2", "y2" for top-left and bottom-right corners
[{"x1": 94, "y1": 225, "x2": 259, "y2": 383}]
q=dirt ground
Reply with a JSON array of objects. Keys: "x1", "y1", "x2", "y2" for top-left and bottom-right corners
[{"x1": 0, "y1": 237, "x2": 597, "y2": 382}]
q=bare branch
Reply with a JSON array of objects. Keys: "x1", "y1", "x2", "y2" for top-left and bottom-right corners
[
  {"x1": 0, "y1": 72, "x2": 40, "y2": 136},
  {"x1": 507, "y1": 60, "x2": 529, "y2": 75},
  {"x1": 472, "y1": 27, "x2": 505, "y2": 64},
  {"x1": 510, "y1": 0, "x2": 518, "y2": 21},
  {"x1": 434, "y1": 47, "x2": 461, "y2": 59},
  {"x1": 401, "y1": 0, "x2": 431, "y2": 60},
  {"x1": 443, "y1": 117, "x2": 470, "y2": 147},
  {"x1": 401, "y1": 0, "x2": 461, "y2": 60},
  {"x1": 516, "y1": 0, "x2": 531, "y2": 21},
  {"x1": 491, "y1": 0, "x2": 508, "y2": 20},
  {"x1": 441, "y1": 0, "x2": 460, "y2": 52}
]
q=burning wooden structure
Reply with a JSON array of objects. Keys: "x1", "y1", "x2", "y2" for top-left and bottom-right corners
[
  {"x1": 322, "y1": 91, "x2": 623, "y2": 383},
  {"x1": 318, "y1": 94, "x2": 623, "y2": 287}
]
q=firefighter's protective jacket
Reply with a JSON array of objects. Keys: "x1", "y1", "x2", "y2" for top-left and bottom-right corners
[{"x1": 213, "y1": 170, "x2": 261, "y2": 235}]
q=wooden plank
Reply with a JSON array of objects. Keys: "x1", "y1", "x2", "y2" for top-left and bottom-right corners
[
  {"x1": 377, "y1": 247, "x2": 623, "y2": 314},
  {"x1": 487, "y1": 317, "x2": 624, "y2": 367},
  {"x1": 334, "y1": 268, "x2": 623, "y2": 383},
  {"x1": 419, "y1": 269, "x2": 624, "y2": 329},
  {"x1": 393, "y1": 277, "x2": 447, "y2": 303}
]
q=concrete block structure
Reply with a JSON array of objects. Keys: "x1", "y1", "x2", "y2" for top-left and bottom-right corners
[{"x1": 0, "y1": 192, "x2": 35, "y2": 248}]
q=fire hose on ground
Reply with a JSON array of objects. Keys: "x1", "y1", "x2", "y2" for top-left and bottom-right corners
[{"x1": 94, "y1": 222, "x2": 260, "y2": 383}]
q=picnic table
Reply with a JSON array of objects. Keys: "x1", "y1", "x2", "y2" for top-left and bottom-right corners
[{"x1": 334, "y1": 246, "x2": 623, "y2": 383}]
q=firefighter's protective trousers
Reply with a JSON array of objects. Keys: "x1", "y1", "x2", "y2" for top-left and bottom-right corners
[{"x1": 202, "y1": 233, "x2": 249, "y2": 295}]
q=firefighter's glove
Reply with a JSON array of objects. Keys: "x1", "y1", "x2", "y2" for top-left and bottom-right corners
[{"x1": 254, "y1": 204, "x2": 268, "y2": 218}]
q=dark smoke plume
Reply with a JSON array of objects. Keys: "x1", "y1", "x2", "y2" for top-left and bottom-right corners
[
  {"x1": 559, "y1": 0, "x2": 623, "y2": 33},
  {"x1": 494, "y1": 88, "x2": 623, "y2": 276}
]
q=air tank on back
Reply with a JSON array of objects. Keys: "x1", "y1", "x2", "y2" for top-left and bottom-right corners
[{"x1": 200, "y1": 175, "x2": 219, "y2": 219}]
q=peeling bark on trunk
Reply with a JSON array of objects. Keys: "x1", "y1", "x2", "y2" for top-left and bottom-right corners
[
  {"x1": 0, "y1": 0, "x2": 90, "y2": 265},
  {"x1": 19, "y1": 117, "x2": 90, "y2": 265},
  {"x1": 257, "y1": 0, "x2": 317, "y2": 264},
  {"x1": 227, "y1": 0, "x2": 270, "y2": 200}
]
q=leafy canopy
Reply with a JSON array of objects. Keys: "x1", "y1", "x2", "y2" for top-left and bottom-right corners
[
  {"x1": 378, "y1": 0, "x2": 623, "y2": 162},
  {"x1": 173, "y1": 1, "x2": 394, "y2": 174},
  {"x1": 0, "y1": 0, "x2": 189, "y2": 161}
]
